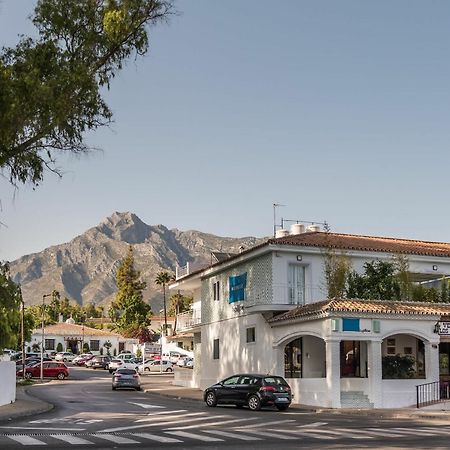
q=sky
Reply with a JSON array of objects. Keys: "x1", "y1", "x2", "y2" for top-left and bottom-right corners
[{"x1": 2, "y1": 0, "x2": 450, "y2": 261}]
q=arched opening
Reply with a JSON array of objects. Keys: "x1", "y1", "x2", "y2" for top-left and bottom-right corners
[
  {"x1": 382, "y1": 334, "x2": 425, "y2": 379},
  {"x1": 284, "y1": 336, "x2": 326, "y2": 379}
]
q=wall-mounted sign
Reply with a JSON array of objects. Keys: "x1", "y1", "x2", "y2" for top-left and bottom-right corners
[
  {"x1": 435, "y1": 322, "x2": 450, "y2": 335},
  {"x1": 229, "y1": 273, "x2": 247, "y2": 303}
]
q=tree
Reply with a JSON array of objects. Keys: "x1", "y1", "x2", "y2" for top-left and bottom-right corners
[
  {"x1": 323, "y1": 252, "x2": 352, "y2": 299},
  {"x1": 155, "y1": 270, "x2": 174, "y2": 336},
  {"x1": 0, "y1": 0, "x2": 174, "y2": 187},
  {"x1": 109, "y1": 246, "x2": 151, "y2": 333},
  {"x1": 0, "y1": 262, "x2": 22, "y2": 350},
  {"x1": 168, "y1": 292, "x2": 192, "y2": 335}
]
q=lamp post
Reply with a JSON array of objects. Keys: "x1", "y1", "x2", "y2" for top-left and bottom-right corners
[
  {"x1": 20, "y1": 286, "x2": 25, "y2": 382},
  {"x1": 41, "y1": 293, "x2": 52, "y2": 382}
]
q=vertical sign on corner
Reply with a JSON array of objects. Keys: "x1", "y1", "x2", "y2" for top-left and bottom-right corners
[{"x1": 229, "y1": 273, "x2": 247, "y2": 303}]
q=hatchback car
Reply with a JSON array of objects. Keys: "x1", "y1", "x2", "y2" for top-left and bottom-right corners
[
  {"x1": 138, "y1": 360, "x2": 173, "y2": 373},
  {"x1": 55, "y1": 352, "x2": 76, "y2": 362},
  {"x1": 17, "y1": 362, "x2": 69, "y2": 380},
  {"x1": 204, "y1": 374, "x2": 292, "y2": 411},
  {"x1": 90, "y1": 356, "x2": 111, "y2": 370},
  {"x1": 112, "y1": 368, "x2": 141, "y2": 391}
]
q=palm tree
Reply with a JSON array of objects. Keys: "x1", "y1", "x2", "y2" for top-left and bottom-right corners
[
  {"x1": 170, "y1": 291, "x2": 184, "y2": 335},
  {"x1": 155, "y1": 271, "x2": 175, "y2": 336}
]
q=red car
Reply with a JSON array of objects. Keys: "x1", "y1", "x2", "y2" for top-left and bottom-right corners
[{"x1": 17, "y1": 361, "x2": 69, "y2": 380}]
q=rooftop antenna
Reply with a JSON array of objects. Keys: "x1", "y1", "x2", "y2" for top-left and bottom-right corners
[{"x1": 273, "y1": 203, "x2": 286, "y2": 237}]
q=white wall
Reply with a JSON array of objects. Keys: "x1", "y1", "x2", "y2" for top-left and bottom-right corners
[
  {"x1": 288, "y1": 378, "x2": 328, "y2": 407},
  {"x1": 0, "y1": 361, "x2": 16, "y2": 406}
]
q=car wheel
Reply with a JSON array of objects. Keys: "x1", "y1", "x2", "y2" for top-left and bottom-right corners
[
  {"x1": 248, "y1": 395, "x2": 261, "y2": 411},
  {"x1": 93, "y1": 367, "x2": 96, "y2": 370},
  {"x1": 109, "y1": 369, "x2": 113, "y2": 374},
  {"x1": 166, "y1": 368, "x2": 173, "y2": 372},
  {"x1": 57, "y1": 372, "x2": 65, "y2": 380},
  {"x1": 205, "y1": 391, "x2": 217, "y2": 407},
  {"x1": 276, "y1": 404, "x2": 289, "y2": 411},
  {"x1": 135, "y1": 387, "x2": 141, "y2": 391},
  {"x1": 144, "y1": 367, "x2": 150, "y2": 372},
  {"x1": 25, "y1": 372, "x2": 32, "y2": 380},
  {"x1": 112, "y1": 386, "x2": 116, "y2": 391}
]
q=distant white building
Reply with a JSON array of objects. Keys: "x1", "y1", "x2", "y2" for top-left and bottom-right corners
[
  {"x1": 29, "y1": 319, "x2": 137, "y2": 356},
  {"x1": 171, "y1": 229, "x2": 450, "y2": 409}
]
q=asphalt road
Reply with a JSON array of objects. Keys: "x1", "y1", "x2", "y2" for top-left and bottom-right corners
[{"x1": 0, "y1": 366, "x2": 450, "y2": 449}]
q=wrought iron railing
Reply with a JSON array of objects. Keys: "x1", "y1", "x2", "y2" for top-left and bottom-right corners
[{"x1": 416, "y1": 381, "x2": 450, "y2": 408}]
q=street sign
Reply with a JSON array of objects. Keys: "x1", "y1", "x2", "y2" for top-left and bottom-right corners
[{"x1": 436, "y1": 322, "x2": 450, "y2": 335}]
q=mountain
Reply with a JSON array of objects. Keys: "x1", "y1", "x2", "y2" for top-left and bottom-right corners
[{"x1": 8, "y1": 212, "x2": 265, "y2": 311}]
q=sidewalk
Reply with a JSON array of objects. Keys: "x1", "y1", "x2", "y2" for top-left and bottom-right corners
[{"x1": 4, "y1": 377, "x2": 450, "y2": 423}]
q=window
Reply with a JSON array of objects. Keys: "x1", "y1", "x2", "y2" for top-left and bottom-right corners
[
  {"x1": 44, "y1": 339, "x2": 55, "y2": 350},
  {"x1": 284, "y1": 338, "x2": 302, "y2": 378},
  {"x1": 288, "y1": 265, "x2": 305, "y2": 305},
  {"x1": 213, "y1": 339, "x2": 220, "y2": 360},
  {"x1": 213, "y1": 281, "x2": 220, "y2": 301},
  {"x1": 246, "y1": 327, "x2": 256, "y2": 343},
  {"x1": 90, "y1": 340, "x2": 100, "y2": 351},
  {"x1": 222, "y1": 375, "x2": 239, "y2": 385}
]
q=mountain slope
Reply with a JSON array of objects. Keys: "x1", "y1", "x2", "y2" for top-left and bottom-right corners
[{"x1": 9, "y1": 212, "x2": 265, "y2": 311}]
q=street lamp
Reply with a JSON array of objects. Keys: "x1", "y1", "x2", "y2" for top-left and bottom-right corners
[{"x1": 41, "y1": 293, "x2": 52, "y2": 382}]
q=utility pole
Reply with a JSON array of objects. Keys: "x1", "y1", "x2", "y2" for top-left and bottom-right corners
[
  {"x1": 273, "y1": 203, "x2": 286, "y2": 237},
  {"x1": 40, "y1": 293, "x2": 52, "y2": 382},
  {"x1": 20, "y1": 287, "x2": 25, "y2": 381}
]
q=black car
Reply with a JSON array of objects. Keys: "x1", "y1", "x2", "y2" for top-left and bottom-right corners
[
  {"x1": 90, "y1": 356, "x2": 111, "y2": 370},
  {"x1": 204, "y1": 374, "x2": 292, "y2": 411}
]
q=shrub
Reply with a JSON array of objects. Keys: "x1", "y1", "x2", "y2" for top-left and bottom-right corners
[
  {"x1": 382, "y1": 355, "x2": 416, "y2": 379},
  {"x1": 100, "y1": 347, "x2": 103, "y2": 355},
  {"x1": 56, "y1": 342, "x2": 63, "y2": 352},
  {"x1": 82, "y1": 343, "x2": 90, "y2": 353}
]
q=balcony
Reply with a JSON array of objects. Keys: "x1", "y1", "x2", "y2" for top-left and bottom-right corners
[
  {"x1": 176, "y1": 310, "x2": 202, "y2": 332},
  {"x1": 175, "y1": 262, "x2": 205, "y2": 280},
  {"x1": 248, "y1": 283, "x2": 324, "y2": 307}
]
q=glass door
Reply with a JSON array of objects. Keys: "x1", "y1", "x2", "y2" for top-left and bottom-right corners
[{"x1": 288, "y1": 264, "x2": 305, "y2": 305}]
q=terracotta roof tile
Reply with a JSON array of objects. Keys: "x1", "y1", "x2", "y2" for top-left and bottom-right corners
[
  {"x1": 268, "y1": 232, "x2": 450, "y2": 258},
  {"x1": 33, "y1": 322, "x2": 123, "y2": 337},
  {"x1": 268, "y1": 299, "x2": 450, "y2": 324}
]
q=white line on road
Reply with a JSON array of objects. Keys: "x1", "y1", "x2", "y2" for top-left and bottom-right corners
[
  {"x1": 7, "y1": 435, "x2": 46, "y2": 446},
  {"x1": 298, "y1": 422, "x2": 328, "y2": 428},
  {"x1": 166, "y1": 417, "x2": 258, "y2": 430},
  {"x1": 243, "y1": 430, "x2": 298, "y2": 440},
  {"x1": 234, "y1": 419, "x2": 296, "y2": 429},
  {"x1": 49, "y1": 434, "x2": 93, "y2": 445},
  {"x1": 135, "y1": 411, "x2": 203, "y2": 423},
  {"x1": 283, "y1": 428, "x2": 369, "y2": 440},
  {"x1": 128, "y1": 402, "x2": 164, "y2": 409},
  {"x1": 132, "y1": 432, "x2": 183, "y2": 443},
  {"x1": 93, "y1": 433, "x2": 140, "y2": 444},
  {"x1": 203, "y1": 429, "x2": 263, "y2": 441},
  {"x1": 166, "y1": 430, "x2": 224, "y2": 442},
  {"x1": 0, "y1": 427, "x2": 86, "y2": 431}
]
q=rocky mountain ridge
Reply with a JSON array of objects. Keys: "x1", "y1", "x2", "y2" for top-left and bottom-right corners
[{"x1": 9, "y1": 212, "x2": 265, "y2": 311}]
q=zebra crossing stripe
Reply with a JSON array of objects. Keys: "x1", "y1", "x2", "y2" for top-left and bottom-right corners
[
  {"x1": 132, "y1": 432, "x2": 182, "y2": 443},
  {"x1": 7, "y1": 435, "x2": 46, "y2": 446},
  {"x1": 166, "y1": 431, "x2": 224, "y2": 442},
  {"x1": 165, "y1": 416, "x2": 256, "y2": 430},
  {"x1": 93, "y1": 433, "x2": 140, "y2": 444},
  {"x1": 135, "y1": 412, "x2": 206, "y2": 423},
  {"x1": 234, "y1": 419, "x2": 295, "y2": 429},
  {"x1": 49, "y1": 434, "x2": 93, "y2": 445},
  {"x1": 390, "y1": 427, "x2": 440, "y2": 436},
  {"x1": 244, "y1": 430, "x2": 297, "y2": 440},
  {"x1": 203, "y1": 429, "x2": 263, "y2": 441},
  {"x1": 269, "y1": 429, "x2": 337, "y2": 440}
]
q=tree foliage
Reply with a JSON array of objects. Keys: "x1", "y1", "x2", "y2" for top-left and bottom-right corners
[
  {"x1": 155, "y1": 270, "x2": 174, "y2": 335},
  {"x1": 0, "y1": 262, "x2": 22, "y2": 350},
  {"x1": 0, "y1": 0, "x2": 173, "y2": 187},
  {"x1": 109, "y1": 245, "x2": 151, "y2": 332}
]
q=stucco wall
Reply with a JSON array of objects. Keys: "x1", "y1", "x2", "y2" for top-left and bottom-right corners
[{"x1": 0, "y1": 361, "x2": 16, "y2": 406}]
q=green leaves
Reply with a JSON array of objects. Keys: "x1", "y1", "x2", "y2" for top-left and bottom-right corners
[{"x1": 0, "y1": 0, "x2": 174, "y2": 186}]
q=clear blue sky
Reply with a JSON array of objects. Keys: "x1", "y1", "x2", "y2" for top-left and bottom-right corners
[{"x1": 2, "y1": 0, "x2": 450, "y2": 261}]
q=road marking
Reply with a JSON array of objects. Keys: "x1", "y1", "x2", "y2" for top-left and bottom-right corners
[
  {"x1": 203, "y1": 429, "x2": 263, "y2": 441},
  {"x1": 244, "y1": 430, "x2": 297, "y2": 440},
  {"x1": 166, "y1": 417, "x2": 258, "y2": 430},
  {"x1": 99, "y1": 413, "x2": 209, "y2": 433},
  {"x1": 234, "y1": 419, "x2": 295, "y2": 429},
  {"x1": 285, "y1": 428, "x2": 365, "y2": 440},
  {"x1": 390, "y1": 427, "x2": 440, "y2": 436},
  {"x1": 143, "y1": 410, "x2": 187, "y2": 417},
  {"x1": 338, "y1": 427, "x2": 396, "y2": 438},
  {"x1": 298, "y1": 422, "x2": 328, "y2": 428},
  {"x1": 7, "y1": 435, "x2": 46, "y2": 446},
  {"x1": 93, "y1": 433, "x2": 140, "y2": 444},
  {"x1": 166, "y1": 431, "x2": 224, "y2": 442},
  {"x1": 135, "y1": 411, "x2": 202, "y2": 422},
  {"x1": 408, "y1": 427, "x2": 450, "y2": 436},
  {"x1": 128, "y1": 402, "x2": 164, "y2": 409},
  {"x1": 49, "y1": 434, "x2": 93, "y2": 445},
  {"x1": 133, "y1": 432, "x2": 182, "y2": 443}
]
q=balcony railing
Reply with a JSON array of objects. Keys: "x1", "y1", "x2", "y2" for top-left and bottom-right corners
[
  {"x1": 176, "y1": 310, "x2": 202, "y2": 332},
  {"x1": 175, "y1": 262, "x2": 205, "y2": 280},
  {"x1": 248, "y1": 284, "x2": 325, "y2": 306}
]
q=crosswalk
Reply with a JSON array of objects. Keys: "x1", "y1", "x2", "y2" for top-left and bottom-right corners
[{"x1": 3, "y1": 425, "x2": 450, "y2": 446}]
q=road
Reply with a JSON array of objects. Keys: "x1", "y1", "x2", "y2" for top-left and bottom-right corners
[{"x1": 1, "y1": 366, "x2": 450, "y2": 449}]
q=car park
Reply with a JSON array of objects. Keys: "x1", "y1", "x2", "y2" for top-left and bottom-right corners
[
  {"x1": 17, "y1": 362, "x2": 69, "y2": 380},
  {"x1": 204, "y1": 374, "x2": 292, "y2": 411},
  {"x1": 138, "y1": 359, "x2": 173, "y2": 373},
  {"x1": 112, "y1": 368, "x2": 141, "y2": 391},
  {"x1": 55, "y1": 352, "x2": 76, "y2": 362},
  {"x1": 90, "y1": 356, "x2": 111, "y2": 370}
]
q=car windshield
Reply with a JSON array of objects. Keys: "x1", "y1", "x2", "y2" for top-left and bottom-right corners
[{"x1": 263, "y1": 376, "x2": 289, "y2": 386}]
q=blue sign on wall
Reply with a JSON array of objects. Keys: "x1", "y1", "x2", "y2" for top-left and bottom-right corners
[
  {"x1": 229, "y1": 273, "x2": 247, "y2": 303},
  {"x1": 342, "y1": 318, "x2": 360, "y2": 332}
]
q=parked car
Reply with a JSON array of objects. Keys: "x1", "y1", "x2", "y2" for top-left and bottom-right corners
[
  {"x1": 17, "y1": 362, "x2": 69, "y2": 380},
  {"x1": 116, "y1": 353, "x2": 136, "y2": 361},
  {"x1": 112, "y1": 368, "x2": 141, "y2": 391},
  {"x1": 108, "y1": 358, "x2": 139, "y2": 373},
  {"x1": 73, "y1": 353, "x2": 93, "y2": 366},
  {"x1": 204, "y1": 374, "x2": 292, "y2": 411},
  {"x1": 176, "y1": 356, "x2": 194, "y2": 368},
  {"x1": 138, "y1": 360, "x2": 173, "y2": 373},
  {"x1": 90, "y1": 356, "x2": 111, "y2": 370},
  {"x1": 55, "y1": 352, "x2": 76, "y2": 362}
]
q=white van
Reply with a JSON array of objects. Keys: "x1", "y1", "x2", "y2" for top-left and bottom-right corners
[{"x1": 162, "y1": 351, "x2": 182, "y2": 363}]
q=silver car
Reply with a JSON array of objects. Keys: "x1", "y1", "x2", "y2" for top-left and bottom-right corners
[{"x1": 112, "y1": 368, "x2": 141, "y2": 391}]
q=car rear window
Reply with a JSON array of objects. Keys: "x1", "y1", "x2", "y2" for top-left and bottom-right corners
[
  {"x1": 117, "y1": 369, "x2": 136, "y2": 375},
  {"x1": 263, "y1": 376, "x2": 289, "y2": 386}
]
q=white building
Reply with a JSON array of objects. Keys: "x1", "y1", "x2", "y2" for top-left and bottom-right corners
[
  {"x1": 29, "y1": 319, "x2": 137, "y2": 356},
  {"x1": 171, "y1": 229, "x2": 450, "y2": 408}
]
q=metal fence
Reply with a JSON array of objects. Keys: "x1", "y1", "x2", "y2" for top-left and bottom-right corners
[{"x1": 416, "y1": 381, "x2": 450, "y2": 408}]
